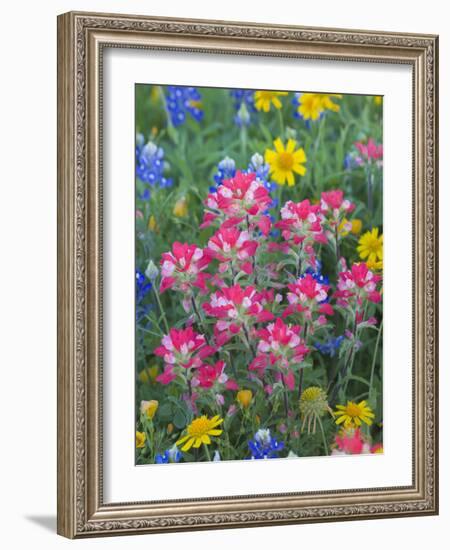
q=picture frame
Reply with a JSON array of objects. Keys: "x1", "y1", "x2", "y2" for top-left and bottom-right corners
[{"x1": 57, "y1": 11, "x2": 439, "y2": 538}]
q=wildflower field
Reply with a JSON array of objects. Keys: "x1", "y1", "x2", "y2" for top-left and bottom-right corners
[{"x1": 135, "y1": 86, "x2": 383, "y2": 464}]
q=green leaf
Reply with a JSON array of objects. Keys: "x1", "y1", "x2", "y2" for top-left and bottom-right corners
[{"x1": 173, "y1": 410, "x2": 187, "y2": 430}]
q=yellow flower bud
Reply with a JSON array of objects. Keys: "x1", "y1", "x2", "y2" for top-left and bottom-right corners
[
  {"x1": 350, "y1": 219, "x2": 362, "y2": 234},
  {"x1": 148, "y1": 365, "x2": 159, "y2": 381},
  {"x1": 138, "y1": 370, "x2": 149, "y2": 384},
  {"x1": 237, "y1": 389, "x2": 253, "y2": 409},
  {"x1": 140, "y1": 399, "x2": 159, "y2": 420},
  {"x1": 255, "y1": 414, "x2": 261, "y2": 426},
  {"x1": 173, "y1": 197, "x2": 188, "y2": 218},
  {"x1": 136, "y1": 431, "x2": 146, "y2": 448},
  {"x1": 148, "y1": 215, "x2": 158, "y2": 232},
  {"x1": 167, "y1": 423, "x2": 174, "y2": 435},
  {"x1": 151, "y1": 126, "x2": 158, "y2": 137},
  {"x1": 139, "y1": 366, "x2": 159, "y2": 385}
]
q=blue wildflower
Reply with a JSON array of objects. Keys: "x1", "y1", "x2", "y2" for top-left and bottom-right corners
[
  {"x1": 248, "y1": 429, "x2": 284, "y2": 459},
  {"x1": 230, "y1": 89, "x2": 256, "y2": 126},
  {"x1": 165, "y1": 86, "x2": 203, "y2": 127},
  {"x1": 136, "y1": 269, "x2": 152, "y2": 324},
  {"x1": 213, "y1": 156, "x2": 236, "y2": 187},
  {"x1": 155, "y1": 445, "x2": 182, "y2": 464},
  {"x1": 136, "y1": 136, "x2": 173, "y2": 193},
  {"x1": 246, "y1": 153, "x2": 276, "y2": 193},
  {"x1": 305, "y1": 261, "x2": 330, "y2": 286},
  {"x1": 314, "y1": 336, "x2": 344, "y2": 357}
]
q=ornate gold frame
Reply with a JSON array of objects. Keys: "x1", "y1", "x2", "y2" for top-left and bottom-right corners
[{"x1": 57, "y1": 11, "x2": 439, "y2": 538}]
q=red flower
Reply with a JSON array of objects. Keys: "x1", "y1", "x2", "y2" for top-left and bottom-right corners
[
  {"x1": 201, "y1": 171, "x2": 272, "y2": 231},
  {"x1": 154, "y1": 327, "x2": 215, "y2": 372},
  {"x1": 207, "y1": 226, "x2": 258, "y2": 275},
  {"x1": 335, "y1": 262, "x2": 382, "y2": 307},
  {"x1": 334, "y1": 428, "x2": 372, "y2": 455},
  {"x1": 203, "y1": 284, "x2": 274, "y2": 333},
  {"x1": 160, "y1": 242, "x2": 211, "y2": 293},
  {"x1": 320, "y1": 189, "x2": 355, "y2": 226},
  {"x1": 283, "y1": 273, "x2": 334, "y2": 319},
  {"x1": 355, "y1": 138, "x2": 383, "y2": 162},
  {"x1": 276, "y1": 199, "x2": 327, "y2": 246},
  {"x1": 190, "y1": 360, "x2": 238, "y2": 391},
  {"x1": 249, "y1": 319, "x2": 309, "y2": 382}
]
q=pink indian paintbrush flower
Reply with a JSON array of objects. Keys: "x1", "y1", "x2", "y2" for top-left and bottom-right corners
[
  {"x1": 276, "y1": 199, "x2": 327, "y2": 246},
  {"x1": 320, "y1": 189, "x2": 355, "y2": 220},
  {"x1": 332, "y1": 427, "x2": 379, "y2": 455},
  {"x1": 334, "y1": 262, "x2": 382, "y2": 307},
  {"x1": 203, "y1": 284, "x2": 274, "y2": 333},
  {"x1": 354, "y1": 138, "x2": 383, "y2": 163},
  {"x1": 249, "y1": 319, "x2": 309, "y2": 389},
  {"x1": 191, "y1": 360, "x2": 238, "y2": 391},
  {"x1": 200, "y1": 170, "x2": 273, "y2": 235},
  {"x1": 154, "y1": 327, "x2": 215, "y2": 385},
  {"x1": 283, "y1": 273, "x2": 334, "y2": 319},
  {"x1": 207, "y1": 226, "x2": 258, "y2": 275},
  {"x1": 160, "y1": 242, "x2": 211, "y2": 293}
]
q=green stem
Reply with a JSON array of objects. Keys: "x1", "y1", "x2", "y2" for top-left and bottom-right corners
[
  {"x1": 317, "y1": 416, "x2": 329, "y2": 456},
  {"x1": 240, "y1": 125, "x2": 248, "y2": 159},
  {"x1": 203, "y1": 444, "x2": 212, "y2": 462},
  {"x1": 368, "y1": 320, "x2": 383, "y2": 400},
  {"x1": 277, "y1": 108, "x2": 284, "y2": 139},
  {"x1": 152, "y1": 285, "x2": 170, "y2": 333},
  {"x1": 191, "y1": 295, "x2": 210, "y2": 344},
  {"x1": 157, "y1": 86, "x2": 174, "y2": 132},
  {"x1": 281, "y1": 374, "x2": 290, "y2": 418}
]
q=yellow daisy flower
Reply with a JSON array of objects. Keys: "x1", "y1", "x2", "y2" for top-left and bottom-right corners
[
  {"x1": 366, "y1": 256, "x2": 383, "y2": 271},
  {"x1": 357, "y1": 227, "x2": 383, "y2": 266},
  {"x1": 320, "y1": 94, "x2": 342, "y2": 113},
  {"x1": 176, "y1": 415, "x2": 223, "y2": 452},
  {"x1": 254, "y1": 90, "x2": 288, "y2": 112},
  {"x1": 136, "y1": 431, "x2": 146, "y2": 448},
  {"x1": 334, "y1": 400, "x2": 375, "y2": 428},
  {"x1": 296, "y1": 93, "x2": 342, "y2": 120},
  {"x1": 265, "y1": 137, "x2": 307, "y2": 186}
]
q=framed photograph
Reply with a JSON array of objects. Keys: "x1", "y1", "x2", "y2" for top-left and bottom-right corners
[{"x1": 57, "y1": 11, "x2": 439, "y2": 538}]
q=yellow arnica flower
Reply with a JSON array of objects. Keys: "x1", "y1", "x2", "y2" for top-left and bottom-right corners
[
  {"x1": 173, "y1": 197, "x2": 188, "y2": 217},
  {"x1": 140, "y1": 399, "x2": 158, "y2": 420},
  {"x1": 237, "y1": 389, "x2": 253, "y2": 409},
  {"x1": 265, "y1": 137, "x2": 307, "y2": 186},
  {"x1": 366, "y1": 256, "x2": 383, "y2": 271},
  {"x1": 357, "y1": 227, "x2": 383, "y2": 266},
  {"x1": 334, "y1": 400, "x2": 375, "y2": 428},
  {"x1": 254, "y1": 90, "x2": 288, "y2": 112},
  {"x1": 296, "y1": 93, "x2": 342, "y2": 120},
  {"x1": 176, "y1": 415, "x2": 223, "y2": 452},
  {"x1": 136, "y1": 431, "x2": 146, "y2": 448}
]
